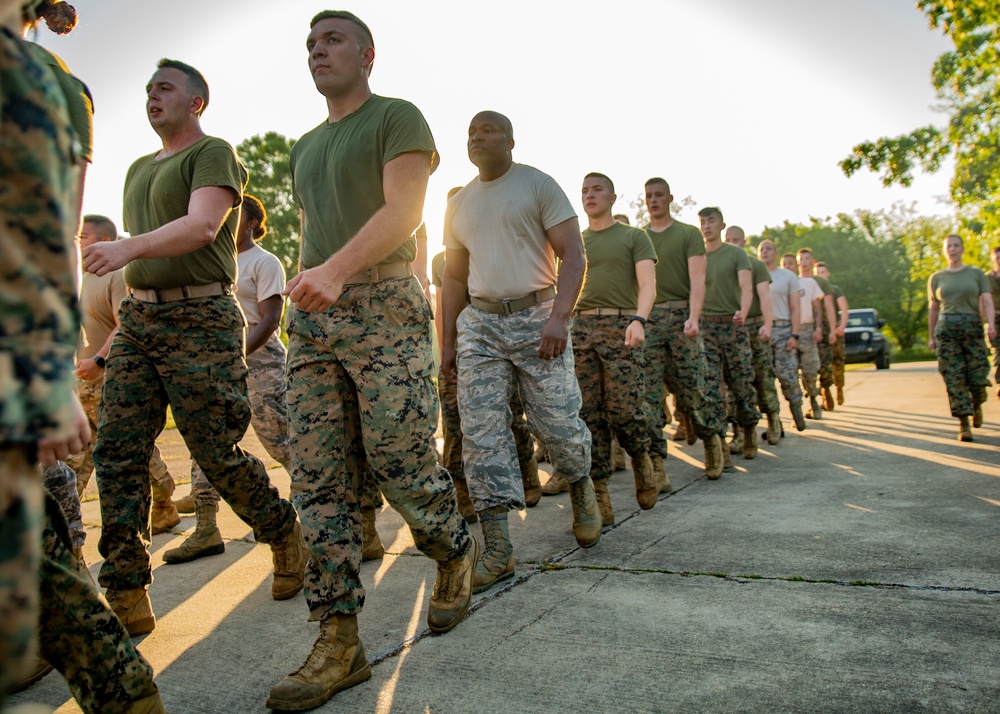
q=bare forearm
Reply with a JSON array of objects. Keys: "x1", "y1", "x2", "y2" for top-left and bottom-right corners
[
  {"x1": 552, "y1": 248, "x2": 585, "y2": 320},
  {"x1": 441, "y1": 274, "x2": 468, "y2": 350}
]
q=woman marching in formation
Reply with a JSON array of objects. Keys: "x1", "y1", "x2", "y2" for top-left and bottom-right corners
[{"x1": 927, "y1": 234, "x2": 997, "y2": 442}]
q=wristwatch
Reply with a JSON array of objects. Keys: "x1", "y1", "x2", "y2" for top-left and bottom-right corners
[
  {"x1": 93, "y1": 355, "x2": 106, "y2": 369},
  {"x1": 630, "y1": 315, "x2": 647, "y2": 326}
]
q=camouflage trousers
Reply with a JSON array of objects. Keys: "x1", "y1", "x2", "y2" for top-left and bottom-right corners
[
  {"x1": 832, "y1": 334, "x2": 846, "y2": 389},
  {"x1": 770, "y1": 322, "x2": 803, "y2": 406},
  {"x1": 66, "y1": 376, "x2": 175, "y2": 502},
  {"x1": 989, "y1": 333, "x2": 999, "y2": 393},
  {"x1": 935, "y1": 320, "x2": 991, "y2": 417},
  {"x1": 42, "y1": 460, "x2": 84, "y2": 550},
  {"x1": 797, "y1": 322, "x2": 821, "y2": 399},
  {"x1": 702, "y1": 320, "x2": 760, "y2": 433},
  {"x1": 1, "y1": 447, "x2": 156, "y2": 712},
  {"x1": 439, "y1": 370, "x2": 534, "y2": 488},
  {"x1": 457, "y1": 301, "x2": 591, "y2": 512},
  {"x1": 95, "y1": 295, "x2": 297, "y2": 591},
  {"x1": 573, "y1": 314, "x2": 649, "y2": 482},
  {"x1": 818, "y1": 326, "x2": 834, "y2": 388},
  {"x1": 286, "y1": 277, "x2": 470, "y2": 619},
  {"x1": 731, "y1": 321, "x2": 781, "y2": 416},
  {"x1": 191, "y1": 333, "x2": 292, "y2": 505},
  {"x1": 644, "y1": 307, "x2": 721, "y2": 454}
]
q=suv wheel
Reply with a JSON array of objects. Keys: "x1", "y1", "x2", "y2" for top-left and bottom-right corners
[{"x1": 875, "y1": 348, "x2": 890, "y2": 370}]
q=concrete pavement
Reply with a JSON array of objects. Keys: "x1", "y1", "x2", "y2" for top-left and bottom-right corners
[{"x1": 11, "y1": 362, "x2": 1000, "y2": 712}]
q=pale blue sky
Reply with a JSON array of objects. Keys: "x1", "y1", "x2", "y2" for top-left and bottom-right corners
[{"x1": 40, "y1": 0, "x2": 955, "y2": 250}]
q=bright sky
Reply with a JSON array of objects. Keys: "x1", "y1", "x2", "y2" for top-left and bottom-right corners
[{"x1": 40, "y1": 0, "x2": 955, "y2": 255}]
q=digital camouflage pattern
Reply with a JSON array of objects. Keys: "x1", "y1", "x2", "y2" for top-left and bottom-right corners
[
  {"x1": 37, "y1": 487, "x2": 157, "y2": 713},
  {"x1": 573, "y1": 315, "x2": 649, "y2": 482},
  {"x1": 702, "y1": 321, "x2": 760, "y2": 433},
  {"x1": 42, "y1": 459, "x2": 84, "y2": 550},
  {"x1": 832, "y1": 334, "x2": 846, "y2": 389},
  {"x1": 68, "y1": 376, "x2": 175, "y2": 502},
  {"x1": 439, "y1": 370, "x2": 535, "y2": 497},
  {"x1": 771, "y1": 323, "x2": 804, "y2": 406},
  {"x1": 286, "y1": 277, "x2": 471, "y2": 619},
  {"x1": 644, "y1": 307, "x2": 721, "y2": 454},
  {"x1": 935, "y1": 320, "x2": 990, "y2": 416},
  {"x1": 95, "y1": 295, "x2": 297, "y2": 591},
  {"x1": 746, "y1": 326, "x2": 781, "y2": 414},
  {"x1": 818, "y1": 324, "x2": 834, "y2": 390},
  {"x1": 0, "y1": 28, "x2": 78, "y2": 699},
  {"x1": 797, "y1": 323, "x2": 821, "y2": 399},
  {"x1": 190, "y1": 333, "x2": 291, "y2": 505},
  {"x1": 457, "y1": 302, "x2": 591, "y2": 511}
]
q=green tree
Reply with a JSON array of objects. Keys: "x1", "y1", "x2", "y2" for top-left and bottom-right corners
[
  {"x1": 840, "y1": 1, "x2": 1000, "y2": 238},
  {"x1": 236, "y1": 132, "x2": 299, "y2": 277}
]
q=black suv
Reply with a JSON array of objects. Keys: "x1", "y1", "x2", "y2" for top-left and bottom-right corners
[{"x1": 844, "y1": 308, "x2": 890, "y2": 369}]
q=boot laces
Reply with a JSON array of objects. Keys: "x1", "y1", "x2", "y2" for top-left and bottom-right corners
[
  {"x1": 570, "y1": 479, "x2": 590, "y2": 513},
  {"x1": 294, "y1": 631, "x2": 342, "y2": 677},
  {"x1": 433, "y1": 557, "x2": 462, "y2": 600}
]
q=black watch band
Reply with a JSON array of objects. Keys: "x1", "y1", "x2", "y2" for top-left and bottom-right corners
[
  {"x1": 93, "y1": 355, "x2": 106, "y2": 368},
  {"x1": 630, "y1": 315, "x2": 647, "y2": 326}
]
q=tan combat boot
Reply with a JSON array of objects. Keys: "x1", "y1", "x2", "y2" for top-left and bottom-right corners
[
  {"x1": 836, "y1": 385, "x2": 845, "y2": 405},
  {"x1": 807, "y1": 394, "x2": 823, "y2": 420},
  {"x1": 451, "y1": 474, "x2": 478, "y2": 523},
  {"x1": 823, "y1": 386, "x2": 835, "y2": 411},
  {"x1": 728, "y1": 422, "x2": 743, "y2": 455},
  {"x1": 958, "y1": 416, "x2": 973, "y2": 442},
  {"x1": 532, "y1": 440, "x2": 548, "y2": 464},
  {"x1": 163, "y1": 501, "x2": 225, "y2": 564},
  {"x1": 790, "y1": 402, "x2": 807, "y2": 431},
  {"x1": 593, "y1": 478, "x2": 614, "y2": 526},
  {"x1": 271, "y1": 520, "x2": 309, "y2": 601},
  {"x1": 123, "y1": 686, "x2": 167, "y2": 714},
  {"x1": 651, "y1": 454, "x2": 671, "y2": 493},
  {"x1": 672, "y1": 413, "x2": 688, "y2": 442},
  {"x1": 427, "y1": 537, "x2": 480, "y2": 634},
  {"x1": 150, "y1": 499, "x2": 180, "y2": 536},
  {"x1": 973, "y1": 402, "x2": 984, "y2": 428},
  {"x1": 630, "y1": 453, "x2": 658, "y2": 510},
  {"x1": 106, "y1": 587, "x2": 155, "y2": 636},
  {"x1": 173, "y1": 493, "x2": 196, "y2": 514},
  {"x1": 540, "y1": 471, "x2": 569, "y2": 496},
  {"x1": 267, "y1": 613, "x2": 371, "y2": 711},
  {"x1": 704, "y1": 434, "x2": 723, "y2": 480},
  {"x1": 568, "y1": 477, "x2": 602, "y2": 548},
  {"x1": 520, "y1": 457, "x2": 541, "y2": 508},
  {"x1": 766, "y1": 411, "x2": 782, "y2": 446},
  {"x1": 361, "y1": 507, "x2": 384, "y2": 562},
  {"x1": 11, "y1": 659, "x2": 54, "y2": 692},
  {"x1": 722, "y1": 445, "x2": 734, "y2": 471},
  {"x1": 742, "y1": 425, "x2": 758, "y2": 459},
  {"x1": 473, "y1": 507, "x2": 515, "y2": 593}
]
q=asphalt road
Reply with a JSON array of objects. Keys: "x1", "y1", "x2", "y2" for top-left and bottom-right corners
[{"x1": 11, "y1": 361, "x2": 1000, "y2": 713}]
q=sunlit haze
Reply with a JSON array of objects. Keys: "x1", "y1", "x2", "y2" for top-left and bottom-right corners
[{"x1": 40, "y1": 0, "x2": 955, "y2": 256}]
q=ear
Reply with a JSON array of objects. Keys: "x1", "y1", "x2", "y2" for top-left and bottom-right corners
[
  {"x1": 362, "y1": 46, "x2": 375, "y2": 71},
  {"x1": 191, "y1": 95, "x2": 204, "y2": 114}
]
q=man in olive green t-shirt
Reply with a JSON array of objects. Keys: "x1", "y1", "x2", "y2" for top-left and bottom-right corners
[
  {"x1": 988, "y1": 245, "x2": 1000, "y2": 398},
  {"x1": 816, "y1": 262, "x2": 849, "y2": 406},
  {"x1": 642, "y1": 178, "x2": 724, "y2": 479},
  {"x1": 574, "y1": 173, "x2": 659, "y2": 526},
  {"x1": 268, "y1": 13, "x2": 476, "y2": 711},
  {"x1": 699, "y1": 207, "x2": 758, "y2": 475},
  {"x1": 81, "y1": 59, "x2": 305, "y2": 638},
  {"x1": 798, "y1": 249, "x2": 837, "y2": 413}
]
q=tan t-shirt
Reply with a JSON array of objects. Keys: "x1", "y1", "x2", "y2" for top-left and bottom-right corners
[
  {"x1": 444, "y1": 163, "x2": 575, "y2": 300},
  {"x1": 78, "y1": 269, "x2": 127, "y2": 360},
  {"x1": 799, "y1": 277, "x2": 824, "y2": 323},
  {"x1": 236, "y1": 244, "x2": 286, "y2": 329}
]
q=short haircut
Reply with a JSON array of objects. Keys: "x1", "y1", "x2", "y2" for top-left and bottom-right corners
[
  {"x1": 781, "y1": 253, "x2": 796, "y2": 262},
  {"x1": 644, "y1": 177, "x2": 670, "y2": 194},
  {"x1": 584, "y1": 172, "x2": 614, "y2": 193},
  {"x1": 82, "y1": 214, "x2": 117, "y2": 240},
  {"x1": 310, "y1": 10, "x2": 374, "y2": 48},
  {"x1": 157, "y1": 58, "x2": 210, "y2": 114},
  {"x1": 796, "y1": 247, "x2": 814, "y2": 257},
  {"x1": 242, "y1": 194, "x2": 268, "y2": 241},
  {"x1": 945, "y1": 233, "x2": 964, "y2": 246},
  {"x1": 815, "y1": 261, "x2": 828, "y2": 269},
  {"x1": 473, "y1": 110, "x2": 514, "y2": 140},
  {"x1": 698, "y1": 206, "x2": 723, "y2": 222},
  {"x1": 613, "y1": 213, "x2": 630, "y2": 225}
]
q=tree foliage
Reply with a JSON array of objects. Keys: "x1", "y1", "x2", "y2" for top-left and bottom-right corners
[
  {"x1": 236, "y1": 132, "x2": 299, "y2": 277},
  {"x1": 840, "y1": 1, "x2": 1000, "y2": 237}
]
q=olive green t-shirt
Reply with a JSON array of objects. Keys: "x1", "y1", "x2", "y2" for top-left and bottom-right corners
[
  {"x1": 26, "y1": 44, "x2": 93, "y2": 163},
  {"x1": 703, "y1": 242, "x2": 751, "y2": 316},
  {"x1": 578, "y1": 222, "x2": 657, "y2": 310},
  {"x1": 928, "y1": 266, "x2": 989, "y2": 316},
  {"x1": 813, "y1": 274, "x2": 836, "y2": 328},
  {"x1": 645, "y1": 220, "x2": 705, "y2": 302},
  {"x1": 747, "y1": 255, "x2": 771, "y2": 319},
  {"x1": 988, "y1": 272, "x2": 1000, "y2": 311},
  {"x1": 123, "y1": 136, "x2": 247, "y2": 290},
  {"x1": 291, "y1": 95, "x2": 438, "y2": 270}
]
